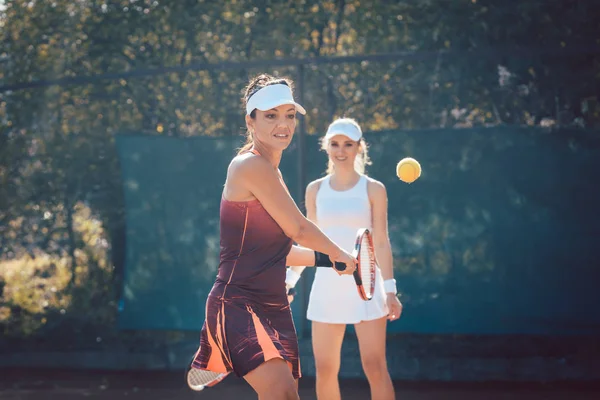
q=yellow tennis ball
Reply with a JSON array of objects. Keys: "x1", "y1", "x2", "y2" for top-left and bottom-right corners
[{"x1": 396, "y1": 157, "x2": 421, "y2": 183}]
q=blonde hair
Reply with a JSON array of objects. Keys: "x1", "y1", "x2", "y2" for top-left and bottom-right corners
[
  {"x1": 238, "y1": 73, "x2": 295, "y2": 155},
  {"x1": 320, "y1": 118, "x2": 372, "y2": 175}
]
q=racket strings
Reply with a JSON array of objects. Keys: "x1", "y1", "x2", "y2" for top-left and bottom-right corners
[
  {"x1": 359, "y1": 236, "x2": 375, "y2": 294},
  {"x1": 187, "y1": 368, "x2": 223, "y2": 388}
]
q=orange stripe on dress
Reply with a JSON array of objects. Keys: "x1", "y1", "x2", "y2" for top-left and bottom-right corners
[
  {"x1": 218, "y1": 302, "x2": 234, "y2": 367},
  {"x1": 204, "y1": 309, "x2": 230, "y2": 373},
  {"x1": 248, "y1": 306, "x2": 282, "y2": 364},
  {"x1": 225, "y1": 207, "x2": 250, "y2": 288},
  {"x1": 217, "y1": 208, "x2": 249, "y2": 367}
]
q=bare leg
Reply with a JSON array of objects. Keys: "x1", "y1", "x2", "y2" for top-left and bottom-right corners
[
  {"x1": 243, "y1": 358, "x2": 299, "y2": 400},
  {"x1": 354, "y1": 317, "x2": 395, "y2": 400},
  {"x1": 312, "y1": 321, "x2": 346, "y2": 400}
]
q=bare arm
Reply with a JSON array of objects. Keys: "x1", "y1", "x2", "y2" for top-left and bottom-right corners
[
  {"x1": 235, "y1": 157, "x2": 345, "y2": 260},
  {"x1": 285, "y1": 245, "x2": 315, "y2": 267},
  {"x1": 369, "y1": 179, "x2": 403, "y2": 320},
  {"x1": 368, "y1": 179, "x2": 395, "y2": 281},
  {"x1": 285, "y1": 180, "x2": 324, "y2": 290},
  {"x1": 286, "y1": 179, "x2": 322, "y2": 275}
]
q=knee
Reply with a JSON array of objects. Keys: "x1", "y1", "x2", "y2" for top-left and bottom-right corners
[
  {"x1": 314, "y1": 355, "x2": 340, "y2": 378},
  {"x1": 269, "y1": 380, "x2": 298, "y2": 400},
  {"x1": 361, "y1": 355, "x2": 388, "y2": 380},
  {"x1": 281, "y1": 383, "x2": 299, "y2": 400}
]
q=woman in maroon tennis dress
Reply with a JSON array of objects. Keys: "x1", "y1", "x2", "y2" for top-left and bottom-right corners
[{"x1": 192, "y1": 73, "x2": 356, "y2": 399}]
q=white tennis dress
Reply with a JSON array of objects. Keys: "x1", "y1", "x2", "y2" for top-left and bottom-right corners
[{"x1": 306, "y1": 175, "x2": 388, "y2": 324}]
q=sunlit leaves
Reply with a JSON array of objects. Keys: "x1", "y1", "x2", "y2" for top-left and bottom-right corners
[{"x1": 0, "y1": 0, "x2": 598, "y2": 338}]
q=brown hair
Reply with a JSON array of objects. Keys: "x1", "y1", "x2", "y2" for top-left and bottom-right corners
[
  {"x1": 238, "y1": 73, "x2": 295, "y2": 155},
  {"x1": 320, "y1": 118, "x2": 372, "y2": 175}
]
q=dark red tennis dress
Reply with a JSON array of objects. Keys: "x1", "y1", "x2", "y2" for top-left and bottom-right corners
[{"x1": 192, "y1": 150, "x2": 300, "y2": 379}]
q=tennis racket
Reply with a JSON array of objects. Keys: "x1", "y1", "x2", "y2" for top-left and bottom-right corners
[
  {"x1": 185, "y1": 363, "x2": 230, "y2": 391},
  {"x1": 316, "y1": 228, "x2": 377, "y2": 301}
]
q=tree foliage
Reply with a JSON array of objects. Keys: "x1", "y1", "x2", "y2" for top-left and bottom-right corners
[{"x1": 0, "y1": 0, "x2": 598, "y2": 339}]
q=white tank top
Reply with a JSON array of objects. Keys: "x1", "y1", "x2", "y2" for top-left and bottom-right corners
[
  {"x1": 307, "y1": 174, "x2": 388, "y2": 323},
  {"x1": 316, "y1": 175, "x2": 372, "y2": 254}
]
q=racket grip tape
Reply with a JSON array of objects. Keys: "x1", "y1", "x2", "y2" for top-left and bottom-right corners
[{"x1": 314, "y1": 251, "x2": 347, "y2": 271}]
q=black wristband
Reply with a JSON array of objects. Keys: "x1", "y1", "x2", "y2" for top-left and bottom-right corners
[{"x1": 314, "y1": 251, "x2": 333, "y2": 268}]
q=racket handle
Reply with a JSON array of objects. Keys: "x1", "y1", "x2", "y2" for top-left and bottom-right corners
[{"x1": 314, "y1": 251, "x2": 347, "y2": 271}]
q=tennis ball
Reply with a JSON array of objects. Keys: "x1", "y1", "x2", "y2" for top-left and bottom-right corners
[{"x1": 396, "y1": 157, "x2": 421, "y2": 183}]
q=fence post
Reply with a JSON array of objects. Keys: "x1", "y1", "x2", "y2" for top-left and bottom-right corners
[
  {"x1": 296, "y1": 63, "x2": 306, "y2": 210},
  {"x1": 296, "y1": 63, "x2": 309, "y2": 338}
]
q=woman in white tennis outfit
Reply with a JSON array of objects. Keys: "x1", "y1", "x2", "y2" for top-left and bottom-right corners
[{"x1": 286, "y1": 118, "x2": 402, "y2": 400}]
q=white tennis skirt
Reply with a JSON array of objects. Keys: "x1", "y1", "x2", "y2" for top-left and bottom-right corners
[{"x1": 306, "y1": 265, "x2": 388, "y2": 324}]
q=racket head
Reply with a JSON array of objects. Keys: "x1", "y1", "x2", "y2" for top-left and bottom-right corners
[
  {"x1": 353, "y1": 228, "x2": 377, "y2": 301},
  {"x1": 186, "y1": 365, "x2": 229, "y2": 391}
]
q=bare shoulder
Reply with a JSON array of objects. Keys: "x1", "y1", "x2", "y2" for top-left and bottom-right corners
[
  {"x1": 228, "y1": 152, "x2": 272, "y2": 178},
  {"x1": 225, "y1": 153, "x2": 277, "y2": 201},
  {"x1": 306, "y1": 176, "x2": 328, "y2": 196},
  {"x1": 365, "y1": 176, "x2": 387, "y2": 199}
]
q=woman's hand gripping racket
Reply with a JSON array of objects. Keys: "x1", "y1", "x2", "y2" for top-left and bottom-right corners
[
  {"x1": 315, "y1": 228, "x2": 377, "y2": 301},
  {"x1": 185, "y1": 362, "x2": 230, "y2": 391}
]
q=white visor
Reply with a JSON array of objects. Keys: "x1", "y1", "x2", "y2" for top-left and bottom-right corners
[
  {"x1": 324, "y1": 119, "x2": 362, "y2": 141},
  {"x1": 246, "y1": 84, "x2": 306, "y2": 116}
]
